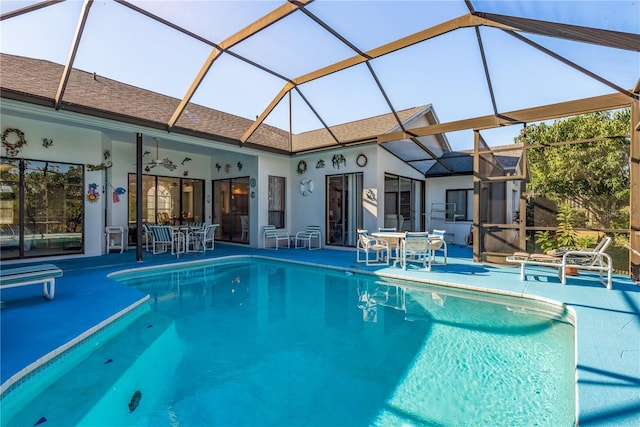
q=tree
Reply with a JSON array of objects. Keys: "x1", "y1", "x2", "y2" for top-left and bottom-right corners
[{"x1": 515, "y1": 109, "x2": 630, "y2": 229}]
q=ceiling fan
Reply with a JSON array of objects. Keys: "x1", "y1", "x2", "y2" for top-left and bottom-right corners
[{"x1": 144, "y1": 138, "x2": 177, "y2": 172}]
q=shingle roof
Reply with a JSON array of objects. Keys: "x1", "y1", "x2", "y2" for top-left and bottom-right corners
[
  {"x1": 0, "y1": 54, "x2": 292, "y2": 151},
  {"x1": 0, "y1": 53, "x2": 429, "y2": 155},
  {"x1": 292, "y1": 106, "x2": 426, "y2": 152}
]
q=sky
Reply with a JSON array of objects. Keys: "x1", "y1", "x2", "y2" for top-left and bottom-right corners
[{"x1": 1, "y1": 0, "x2": 638, "y2": 151}]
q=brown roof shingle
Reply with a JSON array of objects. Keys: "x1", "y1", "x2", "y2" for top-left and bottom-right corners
[{"x1": 1, "y1": 53, "x2": 429, "y2": 154}]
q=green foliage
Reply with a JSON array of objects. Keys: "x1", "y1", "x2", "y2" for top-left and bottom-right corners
[
  {"x1": 534, "y1": 230, "x2": 556, "y2": 253},
  {"x1": 576, "y1": 235, "x2": 596, "y2": 249},
  {"x1": 555, "y1": 204, "x2": 578, "y2": 247},
  {"x1": 535, "y1": 204, "x2": 579, "y2": 251},
  {"x1": 515, "y1": 109, "x2": 630, "y2": 229}
]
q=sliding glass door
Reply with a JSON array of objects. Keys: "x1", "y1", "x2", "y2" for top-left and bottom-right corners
[
  {"x1": 1, "y1": 157, "x2": 84, "y2": 260},
  {"x1": 127, "y1": 174, "x2": 204, "y2": 245},
  {"x1": 327, "y1": 173, "x2": 363, "y2": 247},
  {"x1": 213, "y1": 177, "x2": 249, "y2": 243},
  {"x1": 384, "y1": 173, "x2": 424, "y2": 232}
]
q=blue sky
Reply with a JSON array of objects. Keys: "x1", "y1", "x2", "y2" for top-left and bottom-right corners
[{"x1": 1, "y1": 1, "x2": 638, "y2": 151}]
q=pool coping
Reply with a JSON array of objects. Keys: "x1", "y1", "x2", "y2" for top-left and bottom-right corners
[{"x1": 0, "y1": 295, "x2": 150, "y2": 397}]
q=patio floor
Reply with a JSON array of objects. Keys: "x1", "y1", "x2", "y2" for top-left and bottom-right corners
[{"x1": 1, "y1": 243, "x2": 639, "y2": 425}]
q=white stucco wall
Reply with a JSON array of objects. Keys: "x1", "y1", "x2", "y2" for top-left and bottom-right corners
[
  {"x1": 3, "y1": 100, "x2": 472, "y2": 258},
  {"x1": 425, "y1": 175, "x2": 474, "y2": 246}
]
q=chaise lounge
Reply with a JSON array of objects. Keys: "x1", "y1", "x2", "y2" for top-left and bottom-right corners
[
  {"x1": 0, "y1": 263, "x2": 63, "y2": 300},
  {"x1": 506, "y1": 236, "x2": 613, "y2": 289}
]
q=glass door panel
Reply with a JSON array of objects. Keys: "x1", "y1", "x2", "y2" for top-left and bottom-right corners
[
  {"x1": 0, "y1": 158, "x2": 21, "y2": 259},
  {"x1": 213, "y1": 177, "x2": 249, "y2": 243},
  {"x1": 24, "y1": 161, "x2": 83, "y2": 258},
  {"x1": 384, "y1": 174, "x2": 424, "y2": 232},
  {"x1": 1, "y1": 158, "x2": 84, "y2": 260},
  {"x1": 128, "y1": 174, "x2": 204, "y2": 246},
  {"x1": 181, "y1": 179, "x2": 204, "y2": 223},
  {"x1": 327, "y1": 173, "x2": 362, "y2": 247}
]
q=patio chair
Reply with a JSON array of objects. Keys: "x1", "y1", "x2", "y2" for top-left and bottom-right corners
[
  {"x1": 356, "y1": 229, "x2": 390, "y2": 266},
  {"x1": 142, "y1": 223, "x2": 153, "y2": 252},
  {"x1": 430, "y1": 229, "x2": 448, "y2": 265},
  {"x1": 188, "y1": 224, "x2": 218, "y2": 252},
  {"x1": 378, "y1": 227, "x2": 399, "y2": 257},
  {"x1": 241, "y1": 215, "x2": 249, "y2": 242},
  {"x1": 401, "y1": 232, "x2": 433, "y2": 271},
  {"x1": 506, "y1": 236, "x2": 613, "y2": 289},
  {"x1": 149, "y1": 225, "x2": 184, "y2": 256},
  {"x1": 263, "y1": 225, "x2": 290, "y2": 250},
  {"x1": 295, "y1": 225, "x2": 321, "y2": 250}
]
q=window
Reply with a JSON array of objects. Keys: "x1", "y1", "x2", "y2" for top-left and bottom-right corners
[
  {"x1": 268, "y1": 176, "x2": 285, "y2": 229},
  {"x1": 446, "y1": 189, "x2": 473, "y2": 221}
]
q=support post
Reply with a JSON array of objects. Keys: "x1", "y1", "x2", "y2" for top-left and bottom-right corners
[
  {"x1": 473, "y1": 130, "x2": 481, "y2": 262},
  {"x1": 630, "y1": 102, "x2": 639, "y2": 282},
  {"x1": 136, "y1": 132, "x2": 143, "y2": 262}
]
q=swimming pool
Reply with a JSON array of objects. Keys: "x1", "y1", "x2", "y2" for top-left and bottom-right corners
[{"x1": 1, "y1": 258, "x2": 576, "y2": 426}]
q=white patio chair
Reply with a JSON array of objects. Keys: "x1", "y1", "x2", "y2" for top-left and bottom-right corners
[
  {"x1": 295, "y1": 225, "x2": 321, "y2": 250},
  {"x1": 401, "y1": 232, "x2": 433, "y2": 271},
  {"x1": 430, "y1": 229, "x2": 448, "y2": 265},
  {"x1": 189, "y1": 224, "x2": 218, "y2": 252},
  {"x1": 149, "y1": 225, "x2": 184, "y2": 256},
  {"x1": 378, "y1": 227, "x2": 399, "y2": 257},
  {"x1": 357, "y1": 229, "x2": 390, "y2": 266},
  {"x1": 142, "y1": 223, "x2": 153, "y2": 252},
  {"x1": 263, "y1": 225, "x2": 290, "y2": 250},
  {"x1": 241, "y1": 215, "x2": 249, "y2": 242}
]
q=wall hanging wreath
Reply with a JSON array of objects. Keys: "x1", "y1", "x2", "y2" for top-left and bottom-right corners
[
  {"x1": 297, "y1": 160, "x2": 307, "y2": 175},
  {"x1": 2, "y1": 128, "x2": 27, "y2": 156}
]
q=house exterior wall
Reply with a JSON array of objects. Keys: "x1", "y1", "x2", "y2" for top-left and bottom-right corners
[
  {"x1": 288, "y1": 144, "x2": 424, "y2": 246},
  {"x1": 425, "y1": 175, "x2": 473, "y2": 246},
  {"x1": 2, "y1": 100, "x2": 441, "y2": 259}
]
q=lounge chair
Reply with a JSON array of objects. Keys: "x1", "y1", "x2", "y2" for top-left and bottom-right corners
[
  {"x1": 356, "y1": 229, "x2": 390, "y2": 266},
  {"x1": 400, "y1": 232, "x2": 433, "y2": 271},
  {"x1": 0, "y1": 263, "x2": 63, "y2": 300},
  {"x1": 263, "y1": 225, "x2": 290, "y2": 250},
  {"x1": 506, "y1": 236, "x2": 613, "y2": 289},
  {"x1": 295, "y1": 225, "x2": 322, "y2": 250}
]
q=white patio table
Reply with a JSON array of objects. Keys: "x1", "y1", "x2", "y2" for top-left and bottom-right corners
[{"x1": 371, "y1": 231, "x2": 444, "y2": 267}]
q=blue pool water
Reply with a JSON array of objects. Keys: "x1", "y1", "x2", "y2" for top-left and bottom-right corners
[{"x1": 2, "y1": 258, "x2": 576, "y2": 426}]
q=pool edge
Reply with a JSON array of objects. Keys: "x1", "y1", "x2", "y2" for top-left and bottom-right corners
[{"x1": 0, "y1": 294, "x2": 150, "y2": 397}]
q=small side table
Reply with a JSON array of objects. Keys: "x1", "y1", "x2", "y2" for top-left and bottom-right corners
[{"x1": 106, "y1": 226, "x2": 127, "y2": 253}]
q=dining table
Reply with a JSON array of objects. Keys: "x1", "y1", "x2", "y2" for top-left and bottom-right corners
[{"x1": 371, "y1": 231, "x2": 444, "y2": 267}]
